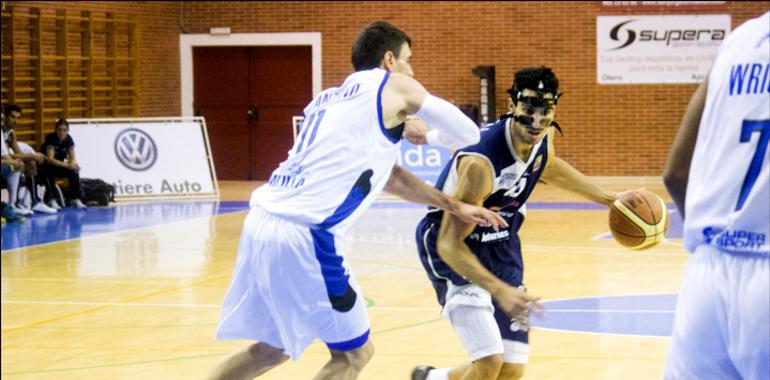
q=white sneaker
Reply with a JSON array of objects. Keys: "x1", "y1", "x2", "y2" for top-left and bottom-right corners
[
  {"x1": 71, "y1": 199, "x2": 87, "y2": 209},
  {"x1": 32, "y1": 201, "x2": 58, "y2": 214},
  {"x1": 11, "y1": 205, "x2": 33, "y2": 216},
  {"x1": 47, "y1": 199, "x2": 62, "y2": 210}
]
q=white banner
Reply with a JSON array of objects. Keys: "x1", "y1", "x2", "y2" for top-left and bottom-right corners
[
  {"x1": 597, "y1": 15, "x2": 731, "y2": 84},
  {"x1": 69, "y1": 117, "x2": 219, "y2": 200}
]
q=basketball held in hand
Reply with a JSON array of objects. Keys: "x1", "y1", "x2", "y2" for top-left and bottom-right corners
[{"x1": 609, "y1": 189, "x2": 670, "y2": 250}]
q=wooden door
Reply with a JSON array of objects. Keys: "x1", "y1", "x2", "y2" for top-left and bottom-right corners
[
  {"x1": 193, "y1": 45, "x2": 311, "y2": 180},
  {"x1": 249, "y1": 46, "x2": 312, "y2": 180}
]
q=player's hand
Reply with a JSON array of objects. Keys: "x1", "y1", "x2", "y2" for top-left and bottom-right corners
[
  {"x1": 403, "y1": 116, "x2": 429, "y2": 145},
  {"x1": 33, "y1": 152, "x2": 46, "y2": 164},
  {"x1": 493, "y1": 285, "x2": 544, "y2": 322},
  {"x1": 11, "y1": 158, "x2": 24, "y2": 171},
  {"x1": 452, "y1": 202, "x2": 508, "y2": 231}
]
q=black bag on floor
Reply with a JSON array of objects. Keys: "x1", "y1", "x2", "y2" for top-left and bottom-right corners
[{"x1": 80, "y1": 178, "x2": 115, "y2": 206}]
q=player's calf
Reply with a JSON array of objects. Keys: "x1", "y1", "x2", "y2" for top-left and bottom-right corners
[
  {"x1": 315, "y1": 339, "x2": 374, "y2": 380},
  {"x1": 497, "y1": 363, "x2": 525, "y2": 380},
  {"x1": 467, "y1": 354, "x2": 503, "y2": 380}
]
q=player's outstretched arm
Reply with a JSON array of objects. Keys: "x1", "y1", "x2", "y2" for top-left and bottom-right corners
[
  {"x1": 383, "y1": 164, "x2": 507, "y2": 230},
  {"x1": 541, "y1": 156, "x2": 616, "y2": 207},
  {"x1": 663, "y1": 77, "x2": 708, "y2": 220},
  {"x1": 382, "y1": 73, "x2": 480, "y2": 149},
  {"x1": 436, "y1": 156, "x2": 542, "y2": 319}
]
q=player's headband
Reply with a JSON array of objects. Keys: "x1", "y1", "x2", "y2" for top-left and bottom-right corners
[{"x1": 506, "y1": 81, "x2": 562, "y2": 111}]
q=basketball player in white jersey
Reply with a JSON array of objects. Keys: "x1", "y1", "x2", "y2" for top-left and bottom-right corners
[
  {"x1": 663, "y1": 11, "x2": 769, "y2": 380},
  {"x1": 206, "y1": 21, "x2": 537, "y2": 380}
]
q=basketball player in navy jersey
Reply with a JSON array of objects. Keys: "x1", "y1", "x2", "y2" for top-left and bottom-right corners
[
  {"x1": 206, "y1": 21, "x2": 534, "y2": 380},
  {"x1": 663, "y1": 12, "x2": 769, "y2": 380},
  {"x1": 411, "y1": 67, "x2": 621, "y2": 380}
]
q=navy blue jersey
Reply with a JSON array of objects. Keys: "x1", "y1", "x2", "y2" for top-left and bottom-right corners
[
  {"x1": 415, "y1": 117, "x2": 551, "y2": 345},
  {"x1": 41, "y1": 133, "x2": 75, "y2": 161},
  {"x1": 426, "y1": 117, "x2": 550, "y2": 243}
]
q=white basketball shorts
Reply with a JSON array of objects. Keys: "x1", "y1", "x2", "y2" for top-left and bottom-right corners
[
  {"x1": 664, "y1": 244, "x2": 769, "y2": 380},
  {"x1": 216, "y1": 207, "x2": 370, "y2": 360}
]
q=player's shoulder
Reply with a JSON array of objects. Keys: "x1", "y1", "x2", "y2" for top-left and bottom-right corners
[
  {"x1": 720, "y1": 12, "x2": 769, "y2": 52},
  {"x1": 479, "y1": 117, "x2": 507, "y2": 136}
]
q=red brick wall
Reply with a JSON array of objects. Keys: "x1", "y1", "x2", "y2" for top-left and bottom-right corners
[
  {"x1": 6, "y1": 1, "x2": 768, "y2": 175},
  {"x1": 4, "y1": 1, "x2": 181, "y2": 117}
]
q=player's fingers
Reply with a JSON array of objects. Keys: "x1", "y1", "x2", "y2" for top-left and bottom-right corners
[
  {"x1": 478, "y1": 210, "x2": 508, "y2": 231},
  {"x1": 516, "y1": 293, "x2": 544, "y2": 316},
  {"x1": 490, "y1": 211, "x2": 508, "y2": 228}
]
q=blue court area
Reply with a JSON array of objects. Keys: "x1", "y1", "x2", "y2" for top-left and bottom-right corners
[
  {"x1": 1, "y1": 201, "x2": 683, "y2": 251},
  {"x1": 1, "y1": 201, "x2": 250, "y2": 251},
  {"x1": 532, "y1": 294, "x2": 677, "y2": 337},
  {"x1": 1, "y1": 200, "x2": 683, "y2": 340}
]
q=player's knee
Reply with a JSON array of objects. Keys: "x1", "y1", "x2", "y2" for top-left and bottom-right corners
[
  {"x1": 472, "y1": 354, "x2": 504, "y2": 378},
  {"x1": 498, "y1": 363, "x2": 525, "y2": 380},
  {"x1": 348, "y1": 340, "x2": 374, "y2": 371},
  {"x1": 249, "y1": 342, "x2": 288, "y2": 366},
  {"x1": 333, "y1": 339, "x2": 373, "y2": 373}
]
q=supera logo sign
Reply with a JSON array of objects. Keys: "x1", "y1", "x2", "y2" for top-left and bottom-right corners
[{"x1": 609, "y1": 19, "x2": 726, "y2": 50}]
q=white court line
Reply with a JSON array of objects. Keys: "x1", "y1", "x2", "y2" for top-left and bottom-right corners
[
  {"x1": 0, "y1": 207, "x2": 248, "y2": 253},
  {"x1": 0, "y1": 300, "x2": 673, "y2": 314},
  {"x1": 538, "y1": 309, "x2": 673, "y2": 314},
  {"x1": 531, "y1": 326, "x2": 672, "y2": 339},
  {"x1": 0, "y1": 300, "x2": 220, "y2": 308},
  {"x1": 523, "y1": 244, "x2": 686, "y2": 256}
]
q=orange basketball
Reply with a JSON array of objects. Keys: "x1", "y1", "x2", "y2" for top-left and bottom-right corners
[{"x1": 609, "y1": 189, "x2": 670, "y2": 250}]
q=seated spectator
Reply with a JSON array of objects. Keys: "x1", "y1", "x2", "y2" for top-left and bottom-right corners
[
  {"x1": 39, "y1": 118, "x2": 86, "y2": 209},
  {"x1": 2, "y1": 159, "x2": 26, "y2": 223},
  {"x1": 1, "y1": 106, "x2": 26, "y2": 222},
  {"x1": 3, "y1": 104, "x2": 56, "y2": 214}
]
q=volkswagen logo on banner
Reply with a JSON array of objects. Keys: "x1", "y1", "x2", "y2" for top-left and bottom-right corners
[{"x1": 114, "y1": 128, "x2": 158, "y2": 171}]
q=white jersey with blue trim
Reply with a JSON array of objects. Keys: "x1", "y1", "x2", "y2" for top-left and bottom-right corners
[
  {"x1": 251, "y1": 68, "x2": 402, "y2": 234},
  {"x1": 683, "y1": 12, "x2": 770, "y2": 254}
]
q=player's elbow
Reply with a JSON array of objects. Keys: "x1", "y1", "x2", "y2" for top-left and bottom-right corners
[
  {"x1": 436, "y1": 239, "x2": 464, "y2": 263},
  {"x1": 662, "y1": 169, "x2": 688, "y2": 206},
  {"x1": 662, "y1": 167, "x2": 686, "y2": 194}
]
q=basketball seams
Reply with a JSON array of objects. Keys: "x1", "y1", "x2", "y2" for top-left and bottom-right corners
[
  {"x1": 638, "y1": 193, "x2": 659, "y2": 225},
  {"x1": 612, "y1": 200, "x2": 656, "y2": 236},
  {"x1": 609, "y1": 190, "x2": 670, "y2": 250}
]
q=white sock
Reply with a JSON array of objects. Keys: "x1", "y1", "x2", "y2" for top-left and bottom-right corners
[
  {"x1": 7, "y1": 170, "x2": 20, "y2": 205},
  {"x1": 426, "y1": 367, "x2": 450, "y2": 380}
]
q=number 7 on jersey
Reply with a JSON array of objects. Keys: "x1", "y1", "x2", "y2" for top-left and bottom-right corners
[{"x1": 736, "y1": 119, "x2": 770, "y2": 211}]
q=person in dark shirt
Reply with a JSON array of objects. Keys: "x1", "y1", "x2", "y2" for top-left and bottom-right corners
[{"x1": 39, "y1": 118, "x2": 86, "y2": 209}]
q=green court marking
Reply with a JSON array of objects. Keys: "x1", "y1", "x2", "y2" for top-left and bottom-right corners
[
  {"x1": 372, "y1": 318, "x2": 442, "y2": 335},
  {"x1": 365, "y1": 297, "x2": 375, "y2": 308}
]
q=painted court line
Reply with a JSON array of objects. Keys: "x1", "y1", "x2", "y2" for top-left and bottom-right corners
[
  {"x1": 0, "y1": 275, "x2": 228, "y2": 334},
  {"x1": 1, "y1": 300, "x2": 673, "y2": 314}
]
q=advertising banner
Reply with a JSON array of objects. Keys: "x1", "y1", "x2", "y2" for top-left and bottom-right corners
[
  {"x1": 597, "y1": 15, "x2": 731, "y2": 84},
  {"x1": 68, "y1": 118, "x2": 219, "y2": 200},
  {"x1": 397, "y1": 141, "x2": 453, "y2": 187}
]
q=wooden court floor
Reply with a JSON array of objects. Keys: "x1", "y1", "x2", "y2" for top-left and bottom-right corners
[{"x1": 1, "y1": 179, "x2": 686, "y2": 379}]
